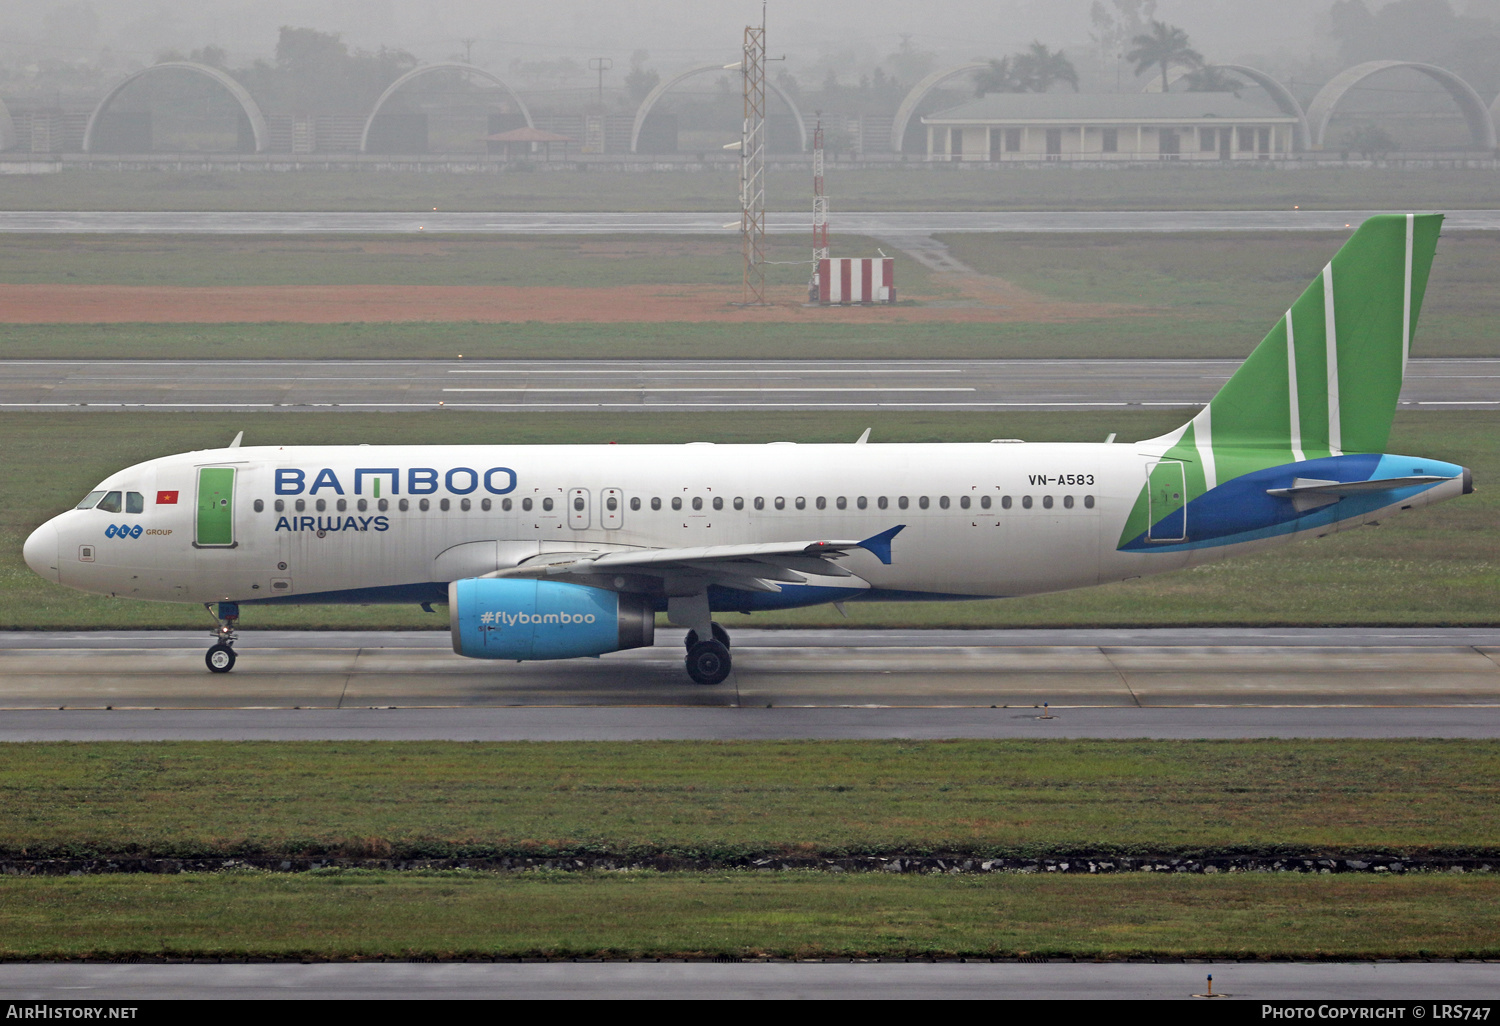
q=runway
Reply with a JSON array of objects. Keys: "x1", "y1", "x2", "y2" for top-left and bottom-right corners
[
  {"x1": 4, "y1": 629, "x2": 1498, "y2": 740},
  {"x1": 3, "y1": 357, "x2": 1496, "y2": 411},
  {"x1": 3, "y1": 961, "x2": 1498, "y2": 1000},
  {"x1": 5, "y1": 209, "x2": 1500, "y2": 234}
]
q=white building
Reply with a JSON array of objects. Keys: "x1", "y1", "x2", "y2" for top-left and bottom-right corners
[{"x1": 921, "y1": 93, "x2": 1300, "y2": 161}]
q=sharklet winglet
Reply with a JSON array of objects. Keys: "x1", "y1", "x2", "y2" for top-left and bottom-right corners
[{"x1": 857, "y1": 525, "x2": 905, "y2": 565}]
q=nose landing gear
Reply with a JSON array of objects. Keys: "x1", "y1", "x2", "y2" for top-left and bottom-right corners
[{"x1": 204, "y1": 601, "x2": 239, "y2": 674}]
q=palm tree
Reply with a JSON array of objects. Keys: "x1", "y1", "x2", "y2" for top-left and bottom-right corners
[
  {"x1": 973, "y1": 56, "x2": 1022, "y2": 96},
  {"x1": 1013, "y1": 41, "x2": 1079, "y2": 92},
  {"x1": 1182, "y1": 65, "x2": 1241, "y2": 96},
  {"x1": 974, "y1": 43, "x2": 1079, "y2": 96},
  {"x1": 1126, "y1": 20, "x2": 1203, "y2": 93}
]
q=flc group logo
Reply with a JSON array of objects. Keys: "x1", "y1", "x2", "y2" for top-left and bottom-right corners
[{"x1": 104, "y1": 524, "x2": 143, "y2": 539}]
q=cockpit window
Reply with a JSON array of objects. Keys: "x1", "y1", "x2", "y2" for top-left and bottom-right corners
[
  {"x1": 96, "y1": 491, "x2": 123, "y2": 513},
  {"x1": 75, "y1": 491, "x2": 106, "y2": 510},
  {"x1": 126, "y1": 492, "x2": 144, "y2": 514}
]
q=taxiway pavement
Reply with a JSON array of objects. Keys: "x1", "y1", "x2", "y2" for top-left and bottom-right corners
[
  {"x1": 3, "y1": 357, "x2": 1496, "y2": 412},
  {"x1": 2, "y1": 960, "x2": 1497, "y2": 1000},
  {"x1": 5, "y1": 209, "x2": 1500, "y2": 234},
  {"x1": 3, "y1": 629, "x2": 1498, "y2": 740}
]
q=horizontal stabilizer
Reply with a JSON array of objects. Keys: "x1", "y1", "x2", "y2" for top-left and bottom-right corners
[{"x1": 1266, "y1": 474, "x2": 1448, "y2": 512}]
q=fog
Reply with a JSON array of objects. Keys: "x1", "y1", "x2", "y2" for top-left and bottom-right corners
[{"x1": 0, "y1": 0, "x2": 1390, "y2": 81}]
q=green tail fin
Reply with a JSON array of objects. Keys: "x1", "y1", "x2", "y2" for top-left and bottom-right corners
[{"x1": 1149, "y1": 213, "x2": 1442, "y2": 463}]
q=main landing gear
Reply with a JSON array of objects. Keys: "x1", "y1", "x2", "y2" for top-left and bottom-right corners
[
  {"x1": 684, "y1": 621, "x2": 732, "y2": 686},
  {"x1": 204, "y1": 601, "x2": 239, "y2": 674}
]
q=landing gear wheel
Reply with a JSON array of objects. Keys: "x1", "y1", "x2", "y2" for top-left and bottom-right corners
[
  {"x1": 685, "y1": 640, "x2": 732, "y2": 686},
  {"x1": 205, "y1": 642, "x2": 236, "y2": 674},
  {"x1": 684, "y1": 622, "x2": 731, "y2": 650}
]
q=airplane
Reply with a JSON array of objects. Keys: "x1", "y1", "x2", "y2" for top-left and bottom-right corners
[{"x1": 22, "y1": 214, "x2": 1472, "y2": 685}]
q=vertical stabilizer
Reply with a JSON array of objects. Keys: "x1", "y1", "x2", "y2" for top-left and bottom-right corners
[{"x1": 1149, "y1": 213, "x2": 1442, "y2": 462}]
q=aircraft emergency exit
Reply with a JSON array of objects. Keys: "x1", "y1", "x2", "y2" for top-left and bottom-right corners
[{"x1": 23, "y1": 214, "x2": 1473, "y2": 685}]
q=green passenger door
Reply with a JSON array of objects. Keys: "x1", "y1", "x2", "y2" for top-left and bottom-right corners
[{"x1": 195, "y1": 467, "x2": 236, "y2": 548}]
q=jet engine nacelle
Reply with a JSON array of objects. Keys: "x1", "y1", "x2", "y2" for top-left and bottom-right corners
[{"x1": 449, "y1": 578, "x2": 655, "y2": 660}]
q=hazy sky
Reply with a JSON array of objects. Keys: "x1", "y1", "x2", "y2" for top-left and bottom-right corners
[{"x1": 4, "y1": 0, "x2": 1336, "y2": 74}]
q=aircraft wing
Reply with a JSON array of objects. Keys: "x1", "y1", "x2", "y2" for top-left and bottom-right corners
[{"x1": 490, "y1": 525, "x2": 904, "y2": 594}]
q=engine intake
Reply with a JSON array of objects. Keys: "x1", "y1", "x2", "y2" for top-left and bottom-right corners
[{"x1": 449, "y1": 578, "x2": 654, "y2": 660}]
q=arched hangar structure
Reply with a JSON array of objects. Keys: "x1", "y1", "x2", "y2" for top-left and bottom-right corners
[
  {"x1": 83, "y1": 62, "x2": 270, "y2": 153},
  {"x1": 1143, "y1": 64, "x2": 1312, "y2": 151},
  {"x1": 1305, "y1": 61, "x2": 1496, "y2": 150},
  {"x1": 360, "y1": 63, "x2": 533, "y2": 154},
  {"x1": 889, "y1": 62, "x2": 988, "y2": 153},
  {"x1": 630, "y1": 64, "x2": 808, "y2": 153}
]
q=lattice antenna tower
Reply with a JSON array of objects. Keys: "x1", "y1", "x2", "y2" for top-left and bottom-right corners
[
  {"x1": 812, "y1": 113, "x2": 828, "y2": 262},
  {"x1": 739, "y1": 7, "x2": 768, "y2": 305}
]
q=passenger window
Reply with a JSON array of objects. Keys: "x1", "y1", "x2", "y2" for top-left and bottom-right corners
[
  {"x1": 97, "y1": 491, "x2": 123, "y2": 513},
  {"x1": 713, "y1": 496, "x2": 723, "y2": 511},
  {"x1": 1084, "y1": 495, "x2": 1095, "y2": 509},
  {"x1": 815, "y1": 497, "x2": 826, "y2": 510},
  {"x1": 253, "y1": 499, "x2": 263, "y2": 513},
  {"x1": 980, "y1": 495, "x2": 991, "y2": 510},
  {"x1": 127, "y1": 492, "x2": 144, "y2": 514},
  {"x1": 897, "y1": 497, "x2": 908, "y2": 510},
  {"x1": 857, "y1": 497, "x2": 867, "y2": 510},
  {"x1": 651, "y1": 497, "x2": 661, "y2": 511},
  {"x1": 836, "y1": 497, "x2": 847, "y2": 510},
  {"x1": 522, "y1": 498, "x2": 533, "y2": 512},
  {"x1": 878, "y1": 497, "x2": 888, "y2": 510},
  {"x1": 606, "y1": 497, "x2": 618, "y2": 511},
  {"x1": 75, "y1": 491, "x2": 106, "y2": 510},
  {"x1": 419, "y1": 498, "x2": 431, "y2": 512},
  {"x1": 295, "y1": 499, "x2": 306, "y2": 513},
  {"x1": 357, "y1": 498, "x2": 368, "y2": 512},
  {"x1": 275, "y1": 499, "x2": 285, "y2": 513},
  {"x1": 399, "y1": 498, "x2": 409, "y2": 512},
  {"x1": 1063, "y1": 495, "x2": 1074, "y2": 509},
  {"x1": 692, "y1": 497, "x2": 702, "y2": 511},
  {"x1": 939, "y1": 496, "x2": 950, "y2": 510},
  {"x1": 501, "y1": 498, "x2": 512, "y2": 511},
  {"x1": 795, "y1": 497, "x2": 806, "y2": 510},
  {"x1": 460, "y1": 498, "x2": 471, "y2": 512},
  {"x1": 630, "y1": 497, "x2": 641, "y2": 511},
  {"x1": 542, "y1": 498, "x2": 554, "y2": 512},
  {"x1": 381, "y1": 499, "x2": 391, "y2": 512},
  {"x1": 918, "y1": 497, "x2": 929, "y2": 510},
  {"x1": 1001, "y1": 496, "x2": 1012, "y2": 510},
  {"x1": 959, "y1": 496, "x2": 970, "y2": 510},
  {"x1": 440, "y1": 498, "x2": 451, "y2": 512},
  {"x1": 775, "y1": 497, "x2": 785, "y2": 510},
  {"x1": 337, "y1": 499, "x2": 348, "y2": 512},
  {"x1": 733, "y1": 497, "x2": 744, "y2": 511},
  {"x1": 1022, "y1": 496, "x2": 1033, "y2": 509},
  {"x1": 573, "y1": 497, "x2": 585, "y2": 511},
  {"x1": 754, "y1": 497, "x2": 765, "y2": 510},
  {"x1": 672, "y1": 497, "x2": 682, "y2": 511},
  {"x1": 1042, "y1": 496, "x2": 1054, "y2": 509},
  {"x1": 480, "y1": 498, "x2": 490, "y2": 512},
  {"x1": 315, "y1": 499, "x2": 326, "y2": 513}
]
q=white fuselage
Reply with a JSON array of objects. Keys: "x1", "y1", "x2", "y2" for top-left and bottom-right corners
[{"x1": 24, "y1": 441, "x2": 1464, "y2": 611}]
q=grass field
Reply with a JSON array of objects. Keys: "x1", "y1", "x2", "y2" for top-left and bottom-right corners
[
  {"x1": 4, "y1": 739, "x2": 1500, "y2": 960},
  {"x1": 3, "y1": 166, "x2": 1499, "y2": 212},
  {"x1": 4, "y1": 871, "x2": 1498, "y2": 960},
  {"x1": 3, "y1": 739, "x2": 1497, "y2": 858},
  {"x1": 0, "y1": 231, "x2": 1491, "y2": 360},
  {"x1": 1, "y1": 410, "x2": 1492, "y2": 630}
]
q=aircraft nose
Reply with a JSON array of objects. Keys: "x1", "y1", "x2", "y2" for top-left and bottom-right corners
[{"x1": 23, "y1": 520, "x2": 59, "y2": 582}]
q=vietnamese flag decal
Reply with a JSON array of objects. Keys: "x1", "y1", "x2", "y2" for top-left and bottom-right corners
[{"x1": 156, "y1": 491, "x2": 179, "y2": 505}]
